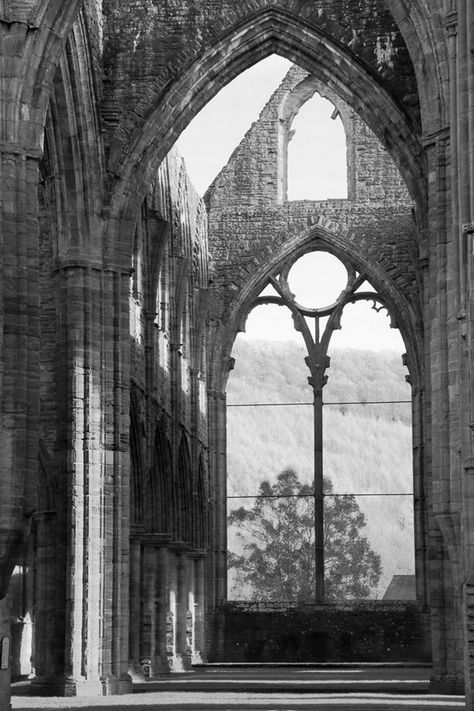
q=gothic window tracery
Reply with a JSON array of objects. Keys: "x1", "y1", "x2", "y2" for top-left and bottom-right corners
[{"x1": 227, "y1": 248, "x2": 414, "y2": 603}]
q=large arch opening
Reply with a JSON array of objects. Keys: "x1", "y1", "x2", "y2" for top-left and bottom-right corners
[
  {"x1": 220, "y1": 240, "x2": 425, "y2": 663},
  {"x1": 106, "y1": 6, "x2": 426, "y2": 248},
  {"x1": 109, "y1": 0, "x2": 427, "y2": 677},
  {"x1": 227, "y1": 249, "x2": 414, "y2": 604},
  {"x1": 136, "y1": 23, "x2": 426, "y2": 663}
]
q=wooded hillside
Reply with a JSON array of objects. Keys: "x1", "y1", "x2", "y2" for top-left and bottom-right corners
[{"x1": 226, "y1": 339, "x2": 414, "y2": 598}]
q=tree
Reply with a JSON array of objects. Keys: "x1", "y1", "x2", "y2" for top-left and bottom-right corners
[{"x1": 228, "y1": 468, "x2": 382, "y2": 602}]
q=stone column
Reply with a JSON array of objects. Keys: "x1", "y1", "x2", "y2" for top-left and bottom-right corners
[
  {"x1": 31, "y1": 512, "x2": 60, "y2": 686},
  {"x1": 175, "y1": 552, "x2": 190, "y2": 671},
  {"x1": 167, "y1": 555, "x2": 178, "y2": 671},
  {"x1": 139, "y1": 535, "x2": 171, "y2": 677},
  {"x1": 128, "y1": 529, "x2": 143, "y2": 677},
  {"x1": 462, "y1": 0, "x2": 474, "y2": 703},
  {"x1": 191, "y1": 555, "x2": 206, "y2": 663},
  {"x1": 0, "y1": 144, "x2": 42, "y2": 711},
  {"x1": 30, "y1": 264, "x2": 132, "y2": 697},
  {"x1": 186, "y1": 557, "x2": 195, "y2": 664},
  {"x1": 154, "y1": 545, "x2": 171, "y2": 675},
  {"x1": 444, "y1": 3, "x2": 474, "y2": 707},
  {"x1": 140, "y1": 541, "x2": 156, "y2": 678},
  {"x1": 422, "y1": 103, "x2": 465, "y2": 692}
]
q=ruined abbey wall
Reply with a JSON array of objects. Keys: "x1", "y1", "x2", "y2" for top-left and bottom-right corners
[
  {"x1": 206, "y1": 66, "x2": 421, "y2": 366},
  {"x1": 1, "y1": 1, "x2": 474, "y2": 709},
  {"x1": 29, "y1": 142, "x2": 212, "y2": 685}
]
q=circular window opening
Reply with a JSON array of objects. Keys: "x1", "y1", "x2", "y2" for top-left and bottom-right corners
[{"x1": 287, "y1": 251, "x2": 348, "y2": 310}]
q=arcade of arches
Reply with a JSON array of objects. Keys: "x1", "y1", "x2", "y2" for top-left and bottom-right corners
[{"x1": 0, "y1": 0, "x2": 473, "y2": 709}]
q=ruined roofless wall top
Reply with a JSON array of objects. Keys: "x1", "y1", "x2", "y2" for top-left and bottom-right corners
[{"x1": 205, "y1": 65, "x2": 411, "y2": 212}]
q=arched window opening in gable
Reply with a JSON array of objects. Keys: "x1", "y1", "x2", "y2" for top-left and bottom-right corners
[{"x1": 286, "y1": 94, "x2": 348, "y2": 201}]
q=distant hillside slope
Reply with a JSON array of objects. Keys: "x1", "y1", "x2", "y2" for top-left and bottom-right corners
[{"x1": 226, "y1": 339, "x2": 414, "y2": 598}]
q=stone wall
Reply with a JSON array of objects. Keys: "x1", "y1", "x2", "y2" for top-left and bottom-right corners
[
  {"x1": 214, "y1": 601, "x2": 431, "y2": 663},
  {"x1": 127, "y1": 148, "x2": 210, "y2": 675},
  {"x1": 205, "y1": 66, "x2": 410, "y2": 210},
  {"x1": 28, "y1": 140, "x2": 211, "y2": 688},
  {"x1": 205, "y1": 66, "x2": 419, "y2": 336}
]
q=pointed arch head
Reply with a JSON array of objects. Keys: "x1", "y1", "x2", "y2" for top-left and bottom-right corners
[
  {"x1": 130, "y1": 392, "x2": 144, "y2": 526},
  {"x1": 6, "y1": 1, "x2": 88, "y2": 150},
  {"x1": 209, "y1": 221, "x2": 423, "y2": 395},
  {"x1": 108, "y1": 5, "x2": 427, "y2": 240},
  {"x1": 144, "y1": 419, "x2": 172, "y2": 533},
  {"x1": 176, "y1": 430, "x2": 192, "y2": 543},
  {"x1": 195, "y1": 452, "x2": 209, "y2": 550}
]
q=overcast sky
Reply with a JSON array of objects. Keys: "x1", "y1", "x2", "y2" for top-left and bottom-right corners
[{"x1": 176, "y1": 55, "x2": 406, "y2": 354}]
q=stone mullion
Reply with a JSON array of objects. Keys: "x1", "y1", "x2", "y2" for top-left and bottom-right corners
[
  {"x1": 0, "y1": 149, "x2": 41, "y2": 710},
  {"x1": 204, "y1": 386, "x2": 227, "y2": 661},
  {"x1": 207, "y1": 389, "x2": 227, "y2": 609},
  {"x1": 190, "y1": 367, "x2": 202, "y2": 548},
  {"x1": 412, "y1": 384, "x2": 428, "y2": 606}
]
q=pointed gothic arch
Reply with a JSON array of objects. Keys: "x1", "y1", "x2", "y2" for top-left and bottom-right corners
[
  {"x1": 106, "y1": 5, "x2": 430, "y2": 262},
  {"x1": 176, "y1": 432, "x2": 192, "y2": 543}
]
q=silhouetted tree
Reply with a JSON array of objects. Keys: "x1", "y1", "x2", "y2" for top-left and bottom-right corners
[{"x1": 228, "y1": 468, "x2": 382, "y2": 602}]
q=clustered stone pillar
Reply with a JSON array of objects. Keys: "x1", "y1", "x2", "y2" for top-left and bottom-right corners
[
  {"x1": 423, "y1": 120, "x2": 465, "y2": 694},
  {"x1": 30, "y1": 264, "x2": 133, "y2": 696},
  {"x1": 442, "y1": 2, "x2": 474, "y2": 707},
  {"x1": 0, "y1": 145, "x2": 41, "y2": 710},
  {"x1": 131, "y1": 540, "x2": 206, "y2": 676},
  {"x1": 129, "y1": 529, "x2": 143, "y2": 676}
]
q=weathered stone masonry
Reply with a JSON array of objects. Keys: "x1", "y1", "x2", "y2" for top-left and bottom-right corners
[{"x1": 0, "y1": 1, "x2": 473, "y2": 710}]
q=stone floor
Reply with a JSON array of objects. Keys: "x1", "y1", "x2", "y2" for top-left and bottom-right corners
[{"x1": 11, "y1": 667, "x2": 466, "y2": 710}]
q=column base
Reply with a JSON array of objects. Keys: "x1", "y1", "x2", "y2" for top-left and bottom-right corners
[
  {"x1": 31, "y1": 673, "x2": 133, "y2": 697},
  {"x1": 430, "y1": 674, "x2": 465, "y2": 695},
  {"x1": 169, "y1": 653, "x2": 192, "y2": 673},
  {"x1": 128, "y1": 659, "x2": 146, "y2": 681}
]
